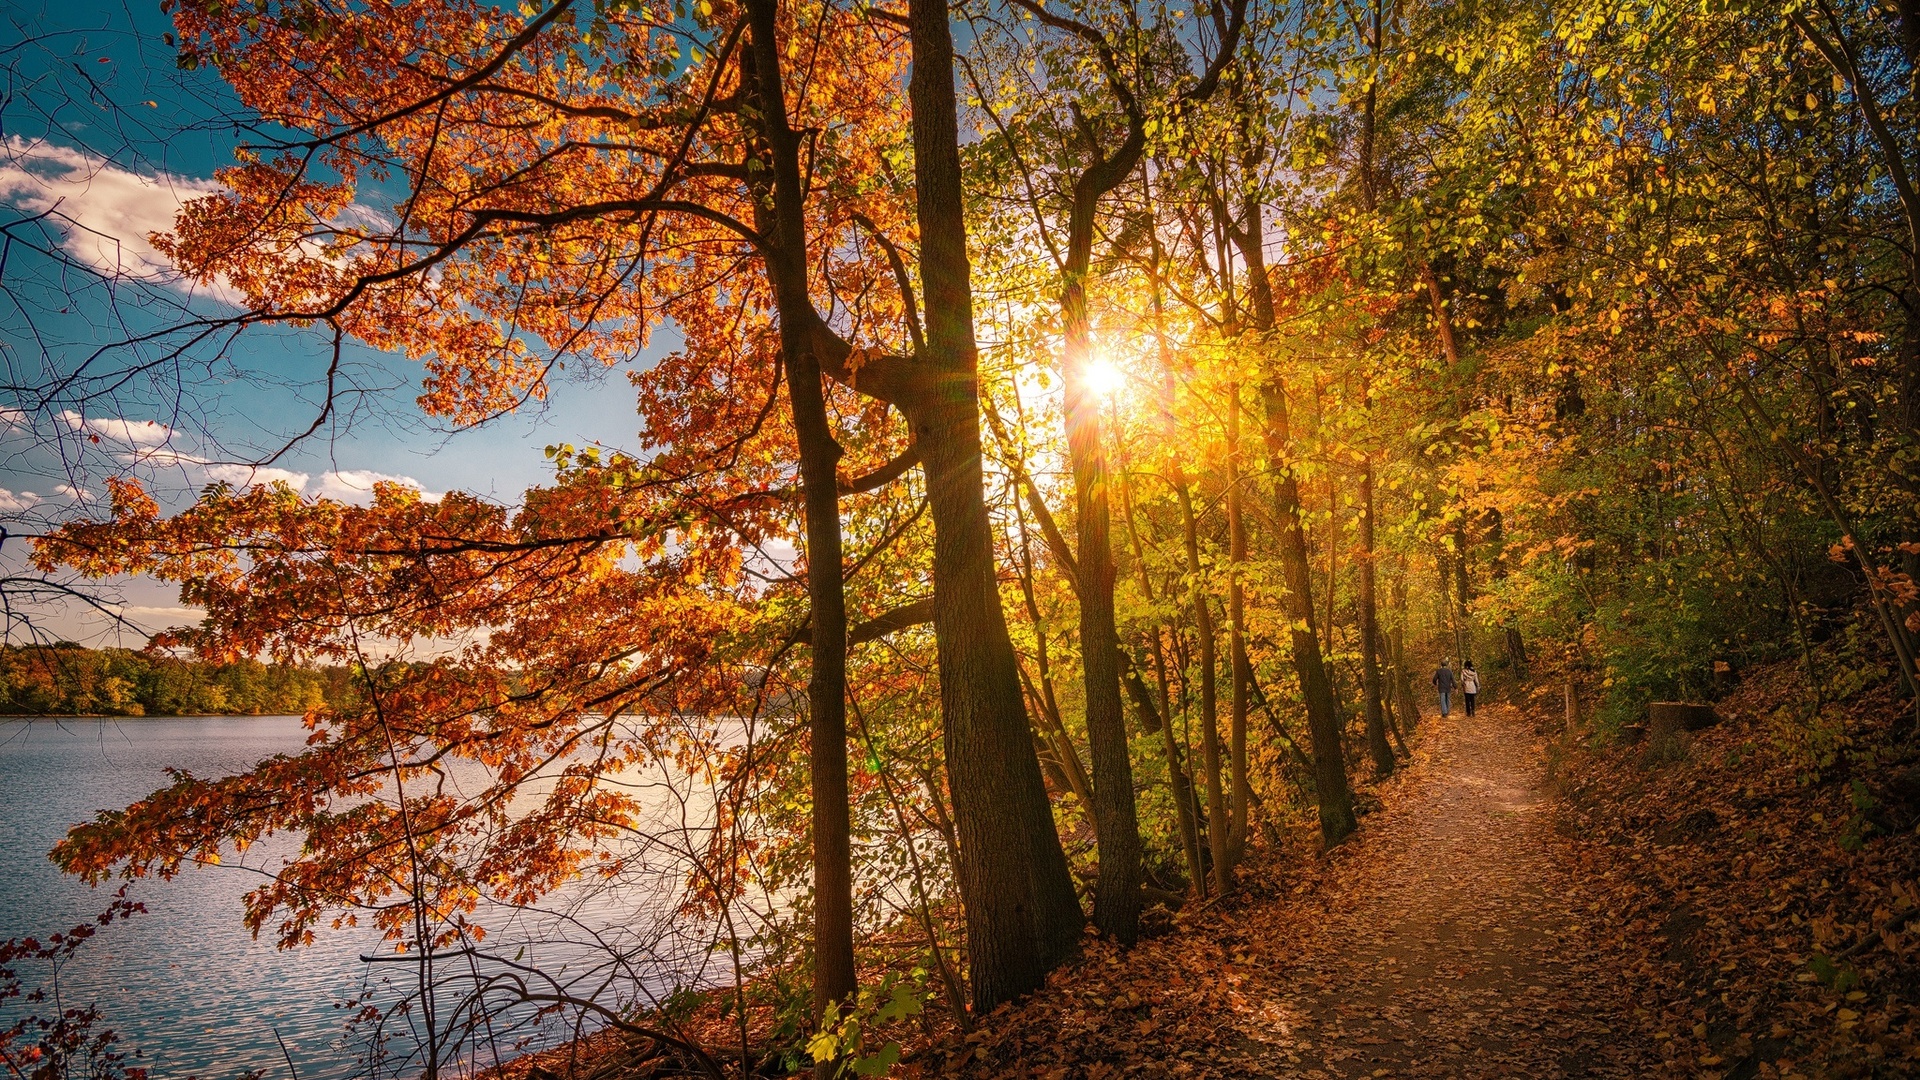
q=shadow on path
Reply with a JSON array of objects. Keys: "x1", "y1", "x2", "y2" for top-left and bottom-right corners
[
  {"x1": 1230, "y1": 705, "x2": 1657, "y2": 1078},
  {"x1": 943, "y1": 704, "x2": 1662, "y2": 1079}
]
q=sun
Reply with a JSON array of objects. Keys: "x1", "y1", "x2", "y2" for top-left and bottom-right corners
[{"x1": 1081, "y1": 354, "x2": 1127, "y2": 397}]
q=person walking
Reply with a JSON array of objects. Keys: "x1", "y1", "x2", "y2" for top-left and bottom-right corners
[
  {"x1": 1432, "y1": 659, "x2": 1456, "y2": 718},
  {"x1": 1461, "y1": 659, "x2": 1480, "y2": 717}
]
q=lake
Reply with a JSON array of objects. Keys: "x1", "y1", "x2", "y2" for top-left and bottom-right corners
[{"x1": 0, "y1": 717, "x2": 744, "y2": 1080}]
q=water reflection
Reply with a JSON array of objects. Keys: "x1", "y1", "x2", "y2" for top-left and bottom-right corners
[{"x1": 0, "y1": 717, "x2": 745, "y2": 1080}]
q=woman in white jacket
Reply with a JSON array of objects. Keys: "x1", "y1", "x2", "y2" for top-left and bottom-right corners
[{"x1": 1461, "y1": 660, "x2": 1481, "y2": 717}]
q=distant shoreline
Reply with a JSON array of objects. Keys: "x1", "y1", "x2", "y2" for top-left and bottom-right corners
[{"x1": 0, "y1": 713, "x2": 303, "y2": 720}]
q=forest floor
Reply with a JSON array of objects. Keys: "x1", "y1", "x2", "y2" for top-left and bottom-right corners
[
  {"x1": 930, "y1": 678, "x2": 1920, "y2": 1079},
  {"x1": 936, "y1": 704, "x2": 1657, "y2": 1079},
  {"x1": 560, "y1": 665, "x2": 1919, "y2": 1078}
]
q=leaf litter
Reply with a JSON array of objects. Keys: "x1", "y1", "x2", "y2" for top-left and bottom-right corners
[
  {"x1": 528, "y1": 663, "x2": 1917, "y2": 1079},
  {"x1": 916, "y1": 670, "x2": 1916, "y2": 1079}
]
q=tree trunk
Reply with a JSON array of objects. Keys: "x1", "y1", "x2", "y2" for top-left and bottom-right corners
[
  {"x1": 1322, "y1": 452, "x2": 1339, "y2": 663},
  {"x1": 1390, "y1": 565, "x2": 1421, "y2": 731},
  {"x1": 1118, "y1": 465, "x2": 1205, "y2": 893},
  {"x1": 1176, "y1": 477, "x2": 1232, "y2": 893},
  {"x1": 1452, "y1": 521, "x2": 1473, "y2": 665},
  {"x1": 907, "y1": 0, "x2": 1082, "y2": 1010},
  {"x1": 1225, "y1": 384, "x2": 1254, "y2": 865},
  {"x1": 1358, "y1": 455, "x2": 1394, "y2": 777},
  {"x1": 1648, "y1": 701, "x2": 1720, "y2": 737},
  {"x1": 1258, "y1": 384, "x2": 1358, "y2": 845},
  {"x1": 1060, "y1": 152, "x2": 1142, "y2": 948},
  {"x1": 1141, "y1": 156, "x2": 1218, "y2": 891},
  {"x1": 1230, "y1": 190, "x2": 1356, "y2": 846},
  {"x1": 791, "y1": 367, "x2": 856, "y2": 1052},
  {"x1": 739, "y1": 0, "x2": 855, "y2": 1048},
  {"x1": 1354, "y1": 5, "x2": 1392, "y2": 780},
  {"x1": 1154, "y1": 632, "x2": 1205, "y2": 892},
  {"x1": 1012, "y1": 508, "x2": 1094, "y2": 807},
  {"x1": 1422, "y1": 263, "x2": 1475, "y2": 666}
]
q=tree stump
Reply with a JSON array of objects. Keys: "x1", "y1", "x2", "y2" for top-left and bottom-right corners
[{"x1": 1647, "y1": 701, "x2": 1719, "y2": 740}]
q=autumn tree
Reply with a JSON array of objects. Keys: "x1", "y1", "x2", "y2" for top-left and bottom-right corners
[
  {"x1": 32, "y1": 0, "x2": 1086, "y2": 1053},
  {"x1": 963, "y1": 0, "x2": 1246, "y2": 932}
]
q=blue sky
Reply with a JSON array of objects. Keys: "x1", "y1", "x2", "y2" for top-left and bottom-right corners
[{"x1": 1, "y1": 1, "x2": 666, "y2": 643}]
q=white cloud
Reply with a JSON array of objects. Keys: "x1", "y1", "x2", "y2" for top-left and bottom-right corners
[
  {"x1": 316, "y1": 469, "x2": 442, "y2": 503},
  {"x1": 0, "y1": 137, "x2": 221, "y2": 284},
  {"x1": 188, "y1": 464, "x2": 441, "y2": 505},
  {"x1": 118, "y1": 604, "x2": 207, "y2": 622},
  {"x1": 203, "y1": 463, "x2": 312, "y2": 490},
  {"x1": 23, "y1": 425, "x2": 442, "y2": 507},
  {"x1": 60, "y1": 410, "x2": 172, "y2": 446},
  {"x1": 333, "y1": 202, "x2": 396, "y2": 232},
  {"x1": 129, "y1": 447, "x2": 206, "y2": 468},
  {"x1": 0, "y1": 408, "x2": 27, "y2": 429},
  {"x1": 1, "y1": 137, "x2": 384, "y2": 304}
]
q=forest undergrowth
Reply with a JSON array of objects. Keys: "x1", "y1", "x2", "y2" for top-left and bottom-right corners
[
  {"x1": 900, "y1": 708, "x2": 1618, "y2": 1079},
  {"x1": 812, "y1": 662, "x2": 1918, "y2": 1080},
  {"x1": 893, "y1": 704, "x2": 1639, "y2": 1080},
  {"x1": 574, "y1": 659, "x2": 1920, "y2": 1080},
  {"x1": 1541, "y1": 659, "x2": 1920, "y2": 1080}
]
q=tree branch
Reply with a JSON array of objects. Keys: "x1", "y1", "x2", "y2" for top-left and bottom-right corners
[
  {"x1": 839, "y1": 444, "x2": 920, "y2": 494},
  {"x1": 849, "y1": 212, "x2": 926, "y2": 357},
  {"x1": 793, "y1": 597, "x2": 937, "y2": 646},
  {"x1": 1791, "y1": 3, "x2": 1920, "y2": 279}
]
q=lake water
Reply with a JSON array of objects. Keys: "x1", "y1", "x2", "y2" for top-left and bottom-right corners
[{"x1": 0, "y1": 717, "x2": 741, "y2": 1080}]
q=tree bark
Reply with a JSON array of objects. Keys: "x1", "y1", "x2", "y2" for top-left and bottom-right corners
[
  {"x1": 1452, "y1": 522, "x2": 1473, "y2": 664},
  {"x1": 1358, "y1": 455, "x2": 1394, "y2": 776},
  {"x1": 1230, "y1": 193, "x2": 1356, "y2": 846},
  {"x1": 1120, "y1": 647, "x2": 1202, "y2": 890},
  {"x1": 739, "y1": 0, "x2": 855, "y2": 1051},
  {"x1": 1060, "y1": 133, "x2": 1142, "y2": 947},
  {"x1": 1225, "y1": 384, "x2": 1254, "y2": 864},
  {"x1": 906, "y1": 0, "x2": 1083, "y2": 1010},
  {"x1": 1389, "y1": 564, "x2": 1421, "y2": 732},
  {"x1": 1012, "y1": 507, "x2": 1094, "y2": 807},
  {"x1": 1422, "y1": 263, "x2": 1475, "y2": 666},
  {"x1": 1352, "y1": 32, "x2": 1392, "y2": 776},
  {"x1": 1257, "y1": 383, "x2": 1358, "y2": 845},
  {"x1": 1175, "y1": 477, "x2": 1231, "y2": 893},
  {"x1": 1130, "y1": 205, "x2": 1206, "y2": 896},
  {"x1": 1142, "y1": 642, "x2": 1204, "y2": 886},
  {"x1": 1322, "y1": 449, "x2": 1339, "y2": 662}
]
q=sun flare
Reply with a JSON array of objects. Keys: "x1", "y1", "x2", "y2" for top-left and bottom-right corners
[{"x1": 1081, "y1": 355, "x2": 1127, "y2": 397}]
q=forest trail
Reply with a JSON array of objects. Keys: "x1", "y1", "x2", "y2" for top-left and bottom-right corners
[
  {"x1": 1225, "y1": 703, "x2": 1658, "y2": 1079},
  {"x1": 952, "y1": 703, "x2": 1663, "y2": 1078}
]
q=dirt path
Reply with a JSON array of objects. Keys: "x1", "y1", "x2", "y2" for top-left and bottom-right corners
[
  {"x1": 1225, "y1": 704, "x2": 1659, "y2": 1078},
  {"x1": 947, "y1": 703, "x2": 1665, "y2": 1078}
]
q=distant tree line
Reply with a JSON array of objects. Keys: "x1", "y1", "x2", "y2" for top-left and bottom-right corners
[{"x1": 0, "y1": 643, "x2": 358, "y2": 717}]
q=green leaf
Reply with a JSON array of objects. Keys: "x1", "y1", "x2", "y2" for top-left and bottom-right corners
[
  {"x1": 850, "y1": 1042, "x2": 901, "y2": 1076},
  {"x1": 875, "y1": 983, "x2": 923, "y2": 1023}
]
